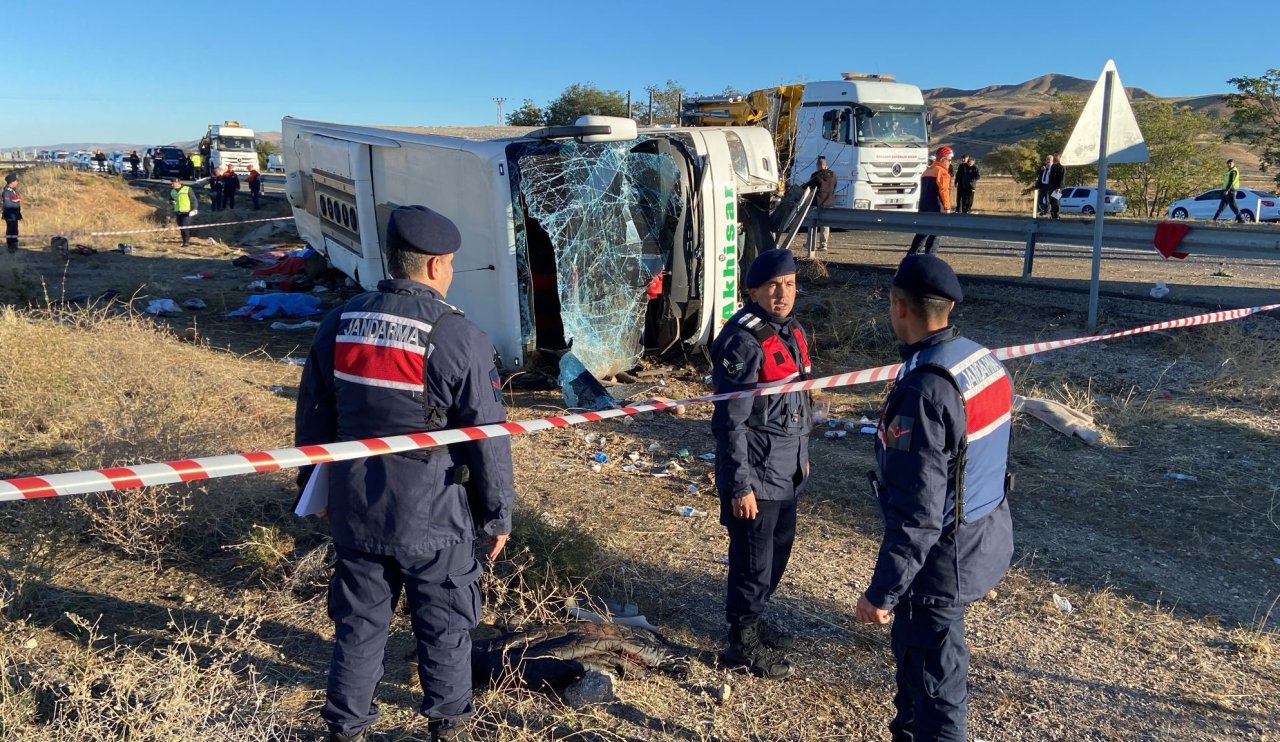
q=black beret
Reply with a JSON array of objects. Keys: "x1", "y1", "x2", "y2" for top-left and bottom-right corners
[
  {"x1": 386, "y1": 205, "x2": 461, "y2": 256},
  {"x1": 4, "y1": 174, "x2": 15, "y2": 184},
  {"x1": 893, "y1": 254, "x2": 963, "y2": 303},
  {"x1": 746, "y1": 248, "x2": 798, "y2": 288}
]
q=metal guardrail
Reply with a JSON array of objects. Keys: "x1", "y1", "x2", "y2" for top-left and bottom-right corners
[{"x1": 804, "y1": 208, "x2": 1280, "y2": 276}]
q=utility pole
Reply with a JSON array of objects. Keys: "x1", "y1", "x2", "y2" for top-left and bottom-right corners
[{"x1": 492, "y1": 97, "x2": 507, "y2": 126}]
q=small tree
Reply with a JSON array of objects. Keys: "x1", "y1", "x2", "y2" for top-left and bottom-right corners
[
  {"x1": 1225, "y1": 68, "x2": 1280, "y2": 186},
  {"x1": 984, "y1": 141, "x2": 1042, "y2": 182},
  {"x1": 543, "y1": 84, "x2": 630, "y2": 126},
  {"x1": 1109, "y1": 99, "x2": 1219, "y2": 217},
  {"x1": 643, "y1": 80, "x2": 687, "y2": 125},
  {"x1": 506, "y1": 99, "x2": 545, "y2": 127},
  {"x1": 256, "y1": 140, "x2": 280, "y2": 170}
]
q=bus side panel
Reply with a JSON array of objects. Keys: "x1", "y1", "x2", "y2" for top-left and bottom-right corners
[{"x1": 370, "y1": 144, "x2": 524, "y2": 370}]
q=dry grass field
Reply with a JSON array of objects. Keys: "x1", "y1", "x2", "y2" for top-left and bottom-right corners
[{"x1": 0, "y1": 169, "x2": 1277, "y2": 740}]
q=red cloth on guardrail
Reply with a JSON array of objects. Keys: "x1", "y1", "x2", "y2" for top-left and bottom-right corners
[{"x1": 1153, "y1": 222, "x2": 1190, "y2": 260}]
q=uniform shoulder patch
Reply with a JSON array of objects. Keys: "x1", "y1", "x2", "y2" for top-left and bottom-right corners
[
  {"x1": 490, "y1": 368, "x2": 503, "y2": 403},
  {"x1": 721, "y1": 357, "x2": 745, "y2": 375},
  {"x1": 884, "y1": 415, "x2": 914, "y2": 451}
]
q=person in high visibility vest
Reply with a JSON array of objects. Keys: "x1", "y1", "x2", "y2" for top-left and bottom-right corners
[
  {"x1": 1213, "y1": 158, "x2": 1245, "y2": 223},
  {"x1": 168, "y1": 178, "x2": 198, "y2": 247},
  {"x1": 190, "y1": 152, "x2": 204, "y2": 179}
]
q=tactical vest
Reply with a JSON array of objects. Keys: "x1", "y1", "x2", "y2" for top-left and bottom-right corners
[
  {"x1": 331, "y1": 288, "x2": 461, "y2": 448},
  {"x1": 734, "y1": 310, "x2": 812, "y2": 386},
  {"x1": 893, "y1": 335, "x2": 1013, "y2": 525}
]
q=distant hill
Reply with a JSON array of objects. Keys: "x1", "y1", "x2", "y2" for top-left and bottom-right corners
[{"x1": 923, "y1": 73, "x2": 1257, "y2": 174}]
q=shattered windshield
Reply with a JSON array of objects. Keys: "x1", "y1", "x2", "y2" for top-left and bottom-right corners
[
  {"x1": 510, "y1": 138, "x2": 680, "y2": 378},
  {"x1": 855, "y1": 109, "x2": 928, "y2": 146}
]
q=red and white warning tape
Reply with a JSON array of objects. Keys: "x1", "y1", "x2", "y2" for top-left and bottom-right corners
[
  {"x1": 16, "y1": 215, "x2": 295, "y2": 242},
  {"x1": 2, "y1": 303, "x2": 1277, "y2": 501}
]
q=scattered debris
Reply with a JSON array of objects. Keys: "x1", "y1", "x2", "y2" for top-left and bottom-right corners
[
  {"x1": 145, "y1": 299, "x2": 182, "y2": 316},
  {"x1": 116, "y1": 243, "x2": 134, "y2": 254},
  {"x1": 268, "y1": 385, "x2": 286, "y2": 395},
  {"x1": 181, "y1": 298, "x2": 207, "y2": 311},
  {"x1": 823, "y1": 430, "x2": 847, "y2": 439},
  {"x1": 1149, "y1": 280, "x2": 1170, "y2": 299},
  {"x1": 592, "y1": 451, "x2": 608, "y2": 464},
  {"x1": 539, "y1": 512, "x2": 558, "y2": 527},
  {"x1": 686, "y1": 484, "x2": 700, "y2": 495},
  {"x1": 1052, "y1": 594, "x2": 1073, "y2": 614},
  {"x1": 717, "y1": 555, "x2": 731, "y2": 564},
  {"x1": 1165, "y1": 472, "x2": 1198, "y2": 482},
  {"x1": 269, "y1": 320, "x2": 322, "y2": 330},
  {"x1": 1014, "y1": 395, "x2": 1102, "y2": 445},
  {"x1": 227, "y1": 293, "x2": 322, "y2": 320},
  {"x1": 560, "y1": 352, "x2": 617, "y2": 410},
  {"x1": 697, "y1": 453, "x2": 716, "y2": 461},
  {"x1": 282, "y1": 357, "x2": 307, "y2": 366},
  {"x1": 248, "y1": 280, "x2": 268, "y2": 290},
  {"x1": 676, "y1": 448, "x2": 690, "y2": 459},
  {"x1": 183, "y1": 271, "x2": 214, "y2": 280},
  {"x1": 859, "y1": 425, "x2": 877, "y2": 435},
  {"x1": 675, "y1": 505, "x2": 707, "y2": 518},
  {"x1": 21, "y1": 637, "x2": 38, "y2": 650},
  {"x1": 627, "y1": 452, "x2": 641, "y2": 463}
]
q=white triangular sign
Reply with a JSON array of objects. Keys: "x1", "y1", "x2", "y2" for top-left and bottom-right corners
[{"x1": 1059, "y1": 60, "x2": 1149, "y2": 166}]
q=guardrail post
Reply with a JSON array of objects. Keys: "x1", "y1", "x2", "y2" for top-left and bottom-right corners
[
  {"x1": 805, "y1": 222, "x2": 816, "y2": 260},
  {"x1": 1021, "y1": 227, "x2": 1037, "y2": 277}
]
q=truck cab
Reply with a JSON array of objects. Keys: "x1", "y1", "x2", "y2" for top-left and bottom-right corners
[
  {"x1": 790, "y1": 74, "x2": 929, "y2": 211},
  {"x1": 282, "y1": 116, "x2": 779, "y2": 377},
  {"x1": 200, "y1": 121, "x2": 260, "y2": 176}
]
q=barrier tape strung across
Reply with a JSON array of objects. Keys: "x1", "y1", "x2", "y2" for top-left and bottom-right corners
[
  {"x1": 2, "y1": 302, "x2": 1277, "y2": 502},
  {"x1": 16, "y1": 215, "x2": 296, "y2": 242}
]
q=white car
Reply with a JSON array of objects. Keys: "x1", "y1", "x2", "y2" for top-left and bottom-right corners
[
  {"x1": 1167, "y1": 188, "x2": 1280, "y2": 223},
  {"x1": 1058, "y1": 186, "x2": 1127, "y2": 215}
]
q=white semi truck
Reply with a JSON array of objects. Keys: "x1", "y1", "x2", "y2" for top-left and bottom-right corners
[
  {"x1": 281, "y1": 115, "x2": 782, "y2": 376},
  {"x1": 198, "y1": 121, "x2": 260, "y2": 176},
  {"x1": 684, "y1": 73, "x2": 930, "y2": 211}
]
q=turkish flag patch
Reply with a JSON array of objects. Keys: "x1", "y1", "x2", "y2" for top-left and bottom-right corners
[{"x1": 884, "y1": 415, "x2": 914, "y2": 451}]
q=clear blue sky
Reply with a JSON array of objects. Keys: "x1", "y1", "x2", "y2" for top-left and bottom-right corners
[{"x1": 5, "y1": 0, "x2": 1271, "y2": 148}]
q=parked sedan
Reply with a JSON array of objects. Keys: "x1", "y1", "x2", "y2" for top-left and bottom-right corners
[
  {"x1": 1058, "y1": 186, "x2": 1127, "y2": 215},
  {"x1": 1167, "y1": 188, "x2": 1280, "y2": 223}
]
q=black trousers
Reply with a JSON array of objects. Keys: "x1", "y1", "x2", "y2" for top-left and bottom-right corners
[
  {"x1": 211, "y1": 191, "x2": 223, "y2": 211},
  {"x1": 323, "y1": 541, "x2": 481, "y2": 738},
  {"x1": 1036, "y1": 185, "x2": 1059, "y2": 218},
  {"x1": 5, "y1": 218, "x2": 17, "y2": 250},
  {"x1": 721, "y1": 497, "x2": 797, "y2": 626},
  {"x1": 956, "y1": 187, "x2": 974, "y2": 214},
  {"x1": 908, "y1": 233, "x2": 939, "y2": 255},
  {"x1": 889, "y1": 602, "x2": 969, "y2": 742},
  {"x1": 1214, "y1": 190, "x2": 1243, "y2": 221},
  {"x1": 174, "y1": 211, "x2": 191, "y2": 246},
  {"x1": 250, "y1": 188, "x2": 260, "y2": 209},
  {"x1": 225, "y1": 189, "x2": 236, "y2": 209}
]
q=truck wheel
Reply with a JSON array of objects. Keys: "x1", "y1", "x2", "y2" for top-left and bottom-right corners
[{"x1": 738, "y1": 200, "x2": 772, "y2": 296}]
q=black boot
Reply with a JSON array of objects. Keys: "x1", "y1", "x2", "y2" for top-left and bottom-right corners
[
  {"x1": 430, "y1": 720, "x2": 471, "y2": 742},
  {"x1": 723, "y1": 623, "x2": 793, "y2": 679},
  {"x1": 329, "y1": 731, "x2": 366, "y2": 742},
  {"x1": 758, "y1": 621, "x2": 797, "y2": 650}
]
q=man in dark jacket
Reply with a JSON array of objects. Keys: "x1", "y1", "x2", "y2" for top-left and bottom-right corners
[
  {"x1": 208, "y1": 166, "x2": 225, "y2": 211},
  {"x1": 295, "y1": 205, "x2": 516, "y2": 742},
  {"x1": 954, "y1": 156, "x2": 980, "y2": 214},
  {"x1": 247, "y1": 165, "x2": 262, "y2": 210},
  {"x1": 128, "y1": 151, "x2": 141, "y2": 178},
  {"x1": 711, "y1": 248, "x2": 813, "y2": 680},
  {"x1": 223, "y1": 166, "x2": 241, "y2": 209},
  {"x1": 857, "y1": 254, "x2": 1014, "y2": 742},
  {"x1": 1036, "y1": 154, "x2": 1066, "y2": 218},
  {"x1": 805, "y1": 156, "x2": 837, "y2": 250},
  {"x1": 3, "y1": 174, "x2": 21, "y2": 252}
]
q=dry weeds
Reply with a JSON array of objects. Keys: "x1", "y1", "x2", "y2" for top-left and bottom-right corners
[{"x1": 0, "y1": 171, "x2": 1277, "y2": 739}]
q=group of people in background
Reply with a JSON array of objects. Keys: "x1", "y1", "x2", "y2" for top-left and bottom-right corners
[{"x1": 201, "y1": 164, "x2": 262, "y2": 211}]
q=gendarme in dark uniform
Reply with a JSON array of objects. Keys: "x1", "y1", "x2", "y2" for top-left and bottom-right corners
[
  {"x1": 856, "y1": 254, "x2": 1014, "y2": 742},
  {"x1": 711, "y1": 248, "x2": 812, "y2": 679},
  {"x1": 295, "y1": 206, "x2": 515, "y2": 742}
]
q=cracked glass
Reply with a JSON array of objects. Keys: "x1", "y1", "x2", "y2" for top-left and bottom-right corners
[{"x1": 510, "y1": 139, "x2": 682, "y2": 378}]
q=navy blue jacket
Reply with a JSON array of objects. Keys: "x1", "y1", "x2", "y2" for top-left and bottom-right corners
[
  {"x1": 711, "y1": 302, "x2": 812, "y2": 501},
  {"x1": 866, "y1": 328, "x2": 1013, "y2": 609},
  {"x1": 295, "y1": 279, "x2": 515, "y2": 556}
]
